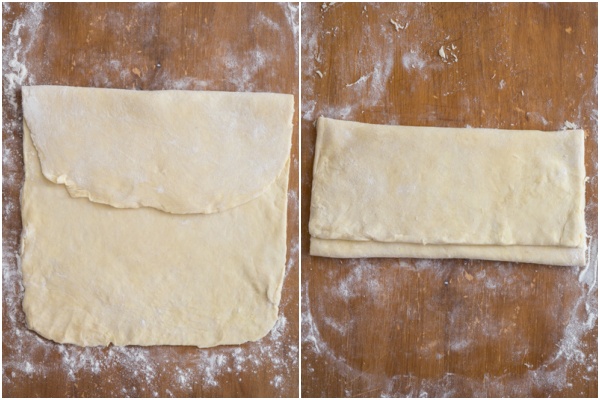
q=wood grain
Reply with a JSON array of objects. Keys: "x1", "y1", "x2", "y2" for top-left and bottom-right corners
[
  {"x1": 301, "y1": 3, "x2": 597, "y2": 397},
  {"x1": 2, "y1": 3, "x2": 298, "y2": 397}
]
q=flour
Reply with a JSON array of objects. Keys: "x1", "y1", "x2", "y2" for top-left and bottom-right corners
[
  {"x1": 320, "y1": 3, "x2": 336, "y2": 13},
  {"x1": 322, "y1": 316, "x2": 348, "y2": 335},
  {"x1": 332, "y1": 259, "x2": 384, "y2": 300},
  {"x1": 270, "y1": 374, "x2": 284, "y2": 388},
  {"x1": 368, "y1": 58, "x2": 394, "y2": 106},
  {"x1": 303, "y1": 251, "x2": 597, "y2": 396},
  {"x1": 526, "y1": 111, "x2": 550, "y2": 126},
  {"x1": 304, "y1": 4, "x2": 596, "y2": 394},
  {"x1": 2, "y1": 3, "x2": 45, "y2": 109},
  {"x1": 283, "y1": 3, "x2": 299, "y2": 57},
  {"x1": 302, "y1": 3, "x2": 442, "y2": 125},
  {"x1": 563, "y1": 120, "x2": 580, "y2": 129},
  {"x1": 254, "y1": 12, "x2": 282, "y2": 33},
  {"x1": 402, "y1": 49, "x2": 427, "y2": 71},
  {"x1": 345, "y1": 73, "x2": 372, "y2": 87},
  {"x1": 2, "y1": 3, "x2": 298, "y2": 396},
  {"x1": 301, "y1": 9, "x2": 598, "y2": 387}
]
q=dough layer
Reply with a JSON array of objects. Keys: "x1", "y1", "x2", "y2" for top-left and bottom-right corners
[
  {"x1": 22, "y1": 86, "x2": 294, "y2": 214},
  {"x1": 309, "y1": 117, "x2": 586, "y2": 266},
  {"x1": 21, "y1": 86, "x2": 293, "y2": 347}
]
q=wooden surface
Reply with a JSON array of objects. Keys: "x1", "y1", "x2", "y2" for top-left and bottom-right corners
[
  {"x1": 301, "y1": 3, "x2": 597, "y2": 397},
  {"x1": 2, "y1": 3, "x2": 298, "y2": 397}
]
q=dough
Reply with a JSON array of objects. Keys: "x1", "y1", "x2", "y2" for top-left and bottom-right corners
[
  {"x1": 20, "y1": 86, "x2": 294, "y2": 347},
  {"x1": 22, "y1": 86, "x2": 292, "y2": 214},
  {"x1": 309, "y1": 117, "x2": 586, "y2": 266}
]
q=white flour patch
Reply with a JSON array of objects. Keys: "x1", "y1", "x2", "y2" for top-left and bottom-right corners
[
  {"x1": 254, "y1": 12, "x2": 282, "y2": 33},
  {"x1": 302, "y1": 99, "x2": 317, "y2": 121},
  {"x1": 449, "y1": 339, "x2": 472, "y2": 352},
  {"x1": 402, "y1": 49, "x2": 427, "y2": 71},
  {"x1": 2, "y1": 3, "x2": 45, "y2": 110},
  {"x1": 562, "y1": 120, "x2": 579, "y2": 130},
  {"x1": 317, "y1": 104, "x2": 354, "y2": 121},
  {"x1": 301, "y1": 281, "x2": 374, "y2": 383},
  {"x1": 270, "y1": 374, "x2": 284, "y2": 388},
  {"x1": 281, "y1": 2, "x2": 299, "y2": 57},
  {"x1": 288, "y1": 188, "x2": 299, "y2": 217},
  {"x1": 222, "y1": 45, "x2": 273, "y2": 92},
  {"x1": 366, "y1": 57, "x2": 394, "y2": 107},
  {"x1": 345, "y1": 73, "x2": 372, "y2": 87},
  {"x1": 332, "y1": 259, "x2": 384, "y2": 300},
  {"x1": 322, "y1": 316, "x2": 348, "y2": 335},
  {"x1": 286, "y1": 240, "x2": 300, "y2": 276},
  {"x1": 526, "y1": 111, "x2": 550, "y2": 126},
  {"x1": 160, "y1": 76, "x2": 211, "y2": 91}
]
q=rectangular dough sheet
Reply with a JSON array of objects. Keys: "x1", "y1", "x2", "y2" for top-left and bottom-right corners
[
  {"x1": 21, "y1": 86, "x2": 294, "y2": 347},
  {"x1": 309, "y1": 117, "x2": 586, "y2": 266}
]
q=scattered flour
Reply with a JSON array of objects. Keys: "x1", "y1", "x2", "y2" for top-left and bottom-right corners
[
  {"x1": 2, "y1": 3, "x2": 45, "y2": 109},
  {"x1": 302, "y1": 3, "x2": 446, "y2": 124},
  {"x1": 402, "y1": 49, "x2": 427, "y2": 71},
  {"x1": 2, "y1": 3, "x2": 299, "y2": 396},
  {"x1": 322, "y1": 316, "x2": 348, "y2": 335},
  {"x1": 345, "y1": 72, "x2": 372, "y2": 87},
  {"x1": 283, "y1": 3, "x2": 300, "y2": 58},
  {"x1": 320, "y1": 3, "x2": 336, "y2": 13},
  {"x1": 270, "y1": 374, "x2": 284, "y2": 388},
  {"x1": 303, "y1": 250, "x2": 597, "y2": 396},
  {"x1": 563, "y1": 120, "x2": 580, "y2": 130},
  {"x1": 301, "y1": 6, "x2": 597, "y2": 392},
  {"x1": 526, "y1": 111, "x2": 550, "y2": 126}
]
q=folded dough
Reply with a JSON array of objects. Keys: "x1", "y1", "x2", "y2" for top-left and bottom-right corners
[
  {"x1": 309, "y1": 117, "x2": 586, "y2": 266},
  {"x1": 21, "y1": 86, "x2": 294, "y2": 347},
  {"x1": 23, "y1": 86, "x2": 292, "y2": 214}
]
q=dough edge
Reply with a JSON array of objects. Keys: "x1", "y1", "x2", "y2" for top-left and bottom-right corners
[{"x1": 310, "y1": 237, "x2": 586, "y2": 267}]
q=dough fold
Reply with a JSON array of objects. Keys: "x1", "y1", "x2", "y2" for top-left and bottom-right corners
[
  {"x1": 20, "y1": 86, "x2": 293, "y2": 347},
  {"x1": 22, "y1": 86, "x2": 294, "y2": 214},
  {"x1": 309, "y1": 117, "x2": 586, "y2": 266}
]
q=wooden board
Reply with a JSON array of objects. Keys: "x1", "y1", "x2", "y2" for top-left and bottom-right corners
[
  {"x1": 2, "y1": 3, "x2": 299, "y2": 397},
  {"x1": 300, "y1": 3, "x2": 597, "y2": 397}
]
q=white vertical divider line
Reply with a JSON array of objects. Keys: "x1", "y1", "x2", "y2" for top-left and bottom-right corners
[{"x1": 297, "y1": 1, "x2": 303, "y2": 396}]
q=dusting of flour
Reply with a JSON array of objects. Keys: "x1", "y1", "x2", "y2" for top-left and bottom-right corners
[
  {"x1": 301, "y1": 2, "x2": 597, "y2": 397},
  {"x1": 303, "y1": 253, "x2": 598, "y2": 396},
  {"x1": 2, "y1": 3, "x2": 299, "y2": 396}
]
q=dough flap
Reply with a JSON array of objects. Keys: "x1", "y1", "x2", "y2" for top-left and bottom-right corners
[{"x1": 22, "y1": 85, "x2": 294, "y2": 215}]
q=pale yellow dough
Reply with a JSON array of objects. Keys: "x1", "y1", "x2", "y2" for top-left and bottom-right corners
[
  {"x1": 20, "y1": 86, "x2": 294, "y2": 347},
  {"x1": 22, "y1": 86, "x2": 292, "y2": 214},
  {"x1": 309, "y1": 117, "x2": 586, "y2": 266}
]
